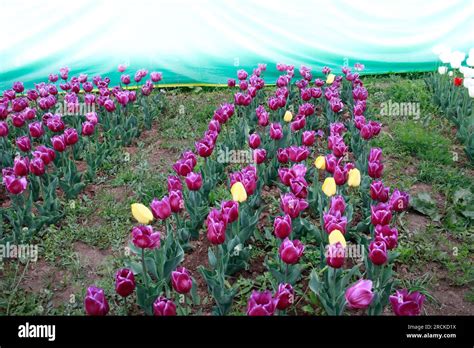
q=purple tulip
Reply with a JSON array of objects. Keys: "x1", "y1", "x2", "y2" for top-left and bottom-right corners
[
  {"x1": 33, "y1": 146, "x2": 55, "y2": 165},
  {"x1": 171, "y1": 267, "x2": 193, "y2": 294},
  {"x1": 13, "y1": 157, "x2": 29, "y2": 177},
  {"x1": 323, "y1": 211, "x2": 348, "y2": 234},
  {"x1": 185, "y1": 172, "x2": 202, "y2": 191},
  {"x1": 280, "y1": 193, "x2": 308, "y2": 219},
  {"x1": 369, "y1": 240, "x2": 388, "y2": 265},
  {"x1": 51, "y1": 135, "x2": 66, "y2": 152},
  {"x1": 115, "y1": 268, "x2": 136, "y2": 297},
  {"x1": 248, "y1": 133, "x2": 261, "y2": 149},
  {"x1": 345, "y1": 279, "x2": 375, "y2": 309},
  {"x1": 81, "y1": 121, "x2": 95, "y2": 136},
  {"x1": 16, "y1": 136, "x2": 31, "y2": 152},
  {"x1": 389, "y1": 289, "x2": 425, "y2": 316},
  {"x1": 0, "y1": 121, "x2": 9, "y2": 137},
  {"x1": 269, "y1": 123, "x2": 283, "y2": 140},
  {"x1": 302, "y1": 130, "x2": 316, "y2": 146},
  {"x1": 370, "y1": 180, "x2": 390, "y2": 202},
  {"x1": 375, "y1": 225, "x2": 398, "y2": 250},
  {"x1": 277, "y1": 148, "x2": 289, "y2": 163},
  {"x1": 206, "y1": 208, "x2": 227, "y2": 245},
  {"x1": 167, "y1": 175, "x2": 182, "y2": 192},
  {"x1": 371, "y1": 202, "x2": 393, "y2": 226},
  {"x1": 29, "y1": 157, "x2": 45, "y2": 176},
  {"x1": 274, "y1": 214, "x2": 292, "y2": 239},
  {"x1": 247, "y1": 290, "x2": 276, "y2": 316},
  {"x1": 131, "y1": 225, "x2": 161, "y2": 249},
  {"x1": 28, "y1": 122, "x2": 44, "y2": 138},
  {"x1": 168, "y1": 190, "x2": 184, "y2": 213},
  {"x1": 12, "y1": 113, "x2": 26, "y2": 128},
  {"x1": 329, "y1": 195, "x2": 346, "y2": 215},
  {"x1": 253, "y1": 148, "x2": 267, "y2": 164},
  {"x1": 150, "y1": 196, "x2": 172, "y2": 220},
  {"x1": 121, "y1": 74, "x2": 131, "y2": 85},
  {"x1": 237, "y1": 69, "x2": 248, "y2": 80},
  {"x1": 84, "y1": 286, "x2": 109, "y2": 316},
  {"x1": 64, "y1": 128, "x2": 79, "y2": 146},
  {"x1": 153, "y1": 296, "x2": 177, "y2": 316},
  {"x1": 279, "y1": 238, "x2": 304, "y2": 264},
  {"x1": 290, "y1": 176, "x2": 308, "y2": 199},
  {"x1": 389, "y1": 189, "x2": 410, "y2": 212},
  {"x1": 275, "y1": 283, "x2": 294, "y2": 310},
  {"x1": 327, "y1": 240, "x2": 346, "y2": 268},
  {"x1": 49, "y1": 73, "x2": 59, "y2": 82},
  {"x1": 287, "y1": 146, "x2": 310, "y2": 163},
  {"x1": 220, "y1": 200, "x2": 239, "y2": 224},
  {"x1": 150, "y1": 72, "x2": 162, "y2": 82}
]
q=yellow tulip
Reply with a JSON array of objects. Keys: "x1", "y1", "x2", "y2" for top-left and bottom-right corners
[
  {"x1": 231, "y1": 182, "x2": 247, "y2": 202},
  {"x1": 326, "y1": 73, "x2": 335, "y2": 84},
  {"x1": 347, "y1": 168, "x2": 361, "y2": 187},
  {"x1": 322, "y1": 177, "x2": 337, "y2": 197},
  {"x1": 328, "y1": 229, "x2": 347, "y2": 248},
  {"x1": 283, "y1": 110, "x2": 293, "y2": 122},
  {"x1": 314, "y1": 156, "x2": 326, "y2": 170},
  {"x1": 131, "y1": 203, "x2": 153, "y2": 224}
]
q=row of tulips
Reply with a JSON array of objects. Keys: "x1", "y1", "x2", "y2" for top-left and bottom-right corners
[
  {"x1": 0, "y1": 66, "x2": 164, "y2": 242},
  {"x1": 84, "y1": 62, "x2": 425, "y2": 316},
  {"x1": 428, "y1": 46, "x2": 474, "y2": 161}
]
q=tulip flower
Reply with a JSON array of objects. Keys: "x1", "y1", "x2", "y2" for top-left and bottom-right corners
[
  {"x1": 370, "y1": 181, "x2": 390, "y2": 202},
  {"x1": 13, "y1": 157, "x2": 29, "y2": 177},
  {"x1": 389, "y1": 189, "x2": 410, "y2": 212},
  {"x1": 333, "y1": 166, "x2": 348, "y2": 186},
  {"x1": 326, "y1": 242, "x2": 345, "y2": 268},
  {"x1": 115, "y1": 268, "x2": 136, "y2": 297},
  {"x1": 326, "y1": 73, "x2": 335, "y2": 84},
  {"x1": 131, "y1": 203, "x2": 154, "y2": 224},
  {"x1": 302, "y1": 130, "x2": 315, "y2": 146},
  {"x1": 81, "y1": 121, "x2": 95, "y2": 136},
  {"x1": 185, "y1": 172, "x2": 202, "y2": 191},
  {"x1": 389, "y1": 289, "x2": 425, "y2": 316},
  {"x1": 169, "y1": 190, "x2": 184, "y2": 213},
  {"x1": 274, "y1": 214, "x2": 292, "y2": 239},
  {"x1": 131, "y1": 225, "x2": 161, "y2": 249},
  {"x1": 329, "y1": 195, "x2": 346, "y2": 215},
  {"x1": 64, "y1": 128, "x2": 79, "y2": 146},
  {"x1": 28, "y1": 122, "x2": 44, "y2": 138},
  {"x1": 371, "y1": 203, "x2": 393, "y2": 226},
  {"x1": 269, "y1": 123, "x2": 283, "y2": 140},
  {"x1": 277, "y1": 148, "x2": 289, "y2": 164},
  {"x1": 171, "y1": 267, "x2": 193, "y2": 294},
  {"x1": 375, "y1": 225, "x2": 398, "y2": 250},
  {"x1": 167, "y1": 175, "x2": 182, "y2": 192},
  {"x1": 150, "y1": 72, "x2": 162, "y2": 82},
  {"x1": 206, "y1": 208, "x2": 227, "y2": 245},
  {"x1": 369, "y1": 240, "x2": 388, "y2": 265},
  {"x1": 347, "y1": 168, "x2": 361, "y2": 187},
  {"x1": 51, "y1": 135, "x2": 66, "y2": 152},
  {"x1": 280, "y1": 193, "x2": 309, "y2": 218},
  {"x1": 227, "y1": 78, "x2": 236, "y2": 87},
  {"x1": 220, "y1": 200, "x2": 239, "y2": 224},
  {"x1": 324, "y1": 212, "x2": 348, "y2": 234},
  {"x1": 314, "y1": 155, "x2": 326, "y2": 170},
  {"x1": 12, "y1": 113, "x2": 26, "y2": 128},
  {"x1": 279, "y1": 238, "x2": 304, "y2": 264},
  {"x1": 150, "y1": 196, "x2": 172, "y2": 220},
  {"x1": 2, "y1": 168, "x2": 28, "y2": 195},
  {"x1": 0, "y1": 121, "x2": 8, "y2": 137},
  {"x1": 237, "y1": 69, "x2": 248, "y2": 80},
  {"x1": 288, "y1": 146, "x2": 310, "y2": 162},
  {"x1": 84, "y1": 286, "x2": 109, "y2": 316},
  {"x1": 153, "y1": 296, "x2": 177, "y2": 316},
  {"x1": 247, "y1": 290, "x2": 276, "y2": 316},
  {"x1": 253, "y1": 148, "x2": 267, "y2": 164},
  {"x1": 231, "y1": 182, "x2": 247, "y2": 203},
  {"x1": 345, "y1": 279, "x2": 375, "y2": 309},
  {"x1": 283, "y1": 110, "x2": 293, "y2": 122},
  {"x1": 16, "y1": 136, "x2": 31, "y2": 152},
  {"x1": 248, "y1": 133, "x2": 261, "y2": 149},
  {"x1": 275, "y1": 283, "x2": 294, "y2": 310},
  {"x1": 29, "y1": 157, "x2": 45, "y2": 176},
  {"x1": 328, "y1": 229, "x2": 346, "y2": 248},
  {"x1": 322, "y1": 177, "x2": 337, "y2": 197}
]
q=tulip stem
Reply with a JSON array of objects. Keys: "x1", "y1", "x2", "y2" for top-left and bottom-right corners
[{"x1": 141, "y1": 249, "x2": 149, "y2": 290}]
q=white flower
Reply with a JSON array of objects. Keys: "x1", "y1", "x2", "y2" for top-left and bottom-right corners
[
  {"x1": 468, "y1": 85, "x2": 474, "y2": 98},
  {"x1": 460, "y1": 66, "x2": 474, "y2": 78},
  {"x1": 448, "y1": 71, "x2": 454, "y2": 76},
  {"x1": 449, "y1": 51, "x2": 466, "y2": 69},
  {"x1": 466, "y1": 56, "x2": 474, "y2": 67},
  {"x1": 439, "y1": 49, "x2": 452, "y2": 64},
  {"x1": 438, "y1": 66, "x2": 448, "y2": 75},
  {"x1": 463, "y1": 78, "x2": 474, "y2": 88}
]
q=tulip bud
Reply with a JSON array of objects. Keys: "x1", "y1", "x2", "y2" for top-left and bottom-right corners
[
  {"x1": 275, "y1": 283, "x2": 294, "y2": 310},
  {"x1": 274, "y1": 214, "x2": 292, "y2": 239},
  {"x1": 369, "y1": 240, "x2": 388, "y2": 265},
  {"x1": 347, "y1": 168, "x2": 361, "y2": 187},
  {"x1": 131, "y1": 225, "x2": 161, "y2": 249},
  {"x1": 345, "y1": 279, "x2": 375, "y2": 309},
  {"x1": 13, "y1": 157, "x2": 29, "y2": 177},
  {"x1": 253, "y1": 148, "x2": 267, "y2": 164},
  {"x1": 171, "y1": 267, "x2": 193, "y2": 294},
  {"x1": 84, "y1": 286, "x2": 109, "y2": 316},
  {"x1": 51, "y1": 135, "x2": 66, "y2": 152},
  {"x1": 185, "y1": 172, "x2": 202, "y2": 191},
  {"x1": 279, "y1": 238, "x2": 304, "y2": 265},
  {"x1": 131, "y1": 203, "x2": 154, "y2": 224},
  {"x1": 151, "y1": 196, "x2": 172, "y2": 220},
  {"x1": 326, "y1": 242, "x2": 345, "y2": 268},
  {"x1": 322, "y1": 177, "x2": 337, "y2": 197},
  {"x1": 389, "y1": 289, "x2": 425, "y2": 316},
  {"x1": 153, "y1": 296, "x2": 177, "y2": 316},
  {"x1": 247, "y1": 290, "x2": 276, "y2": 316},
  {"x1": 231, "y1": 182, "x2": 247, "y2": 203},
  {"x1": 326, "y1": 73, "x2": 335, "y2": 84},
  {"x1": 220, "y1": 200, "x2": 239, "y2": 224},
  {"x1": 115, "y1": 268, "x2": 136, "y2": 297},
  {"x1": 248, "y1": 133, "x2": 261, "y2": 149},
  {"x1": 64, "y1": 128, "x2": 79, "y2": 146}
]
